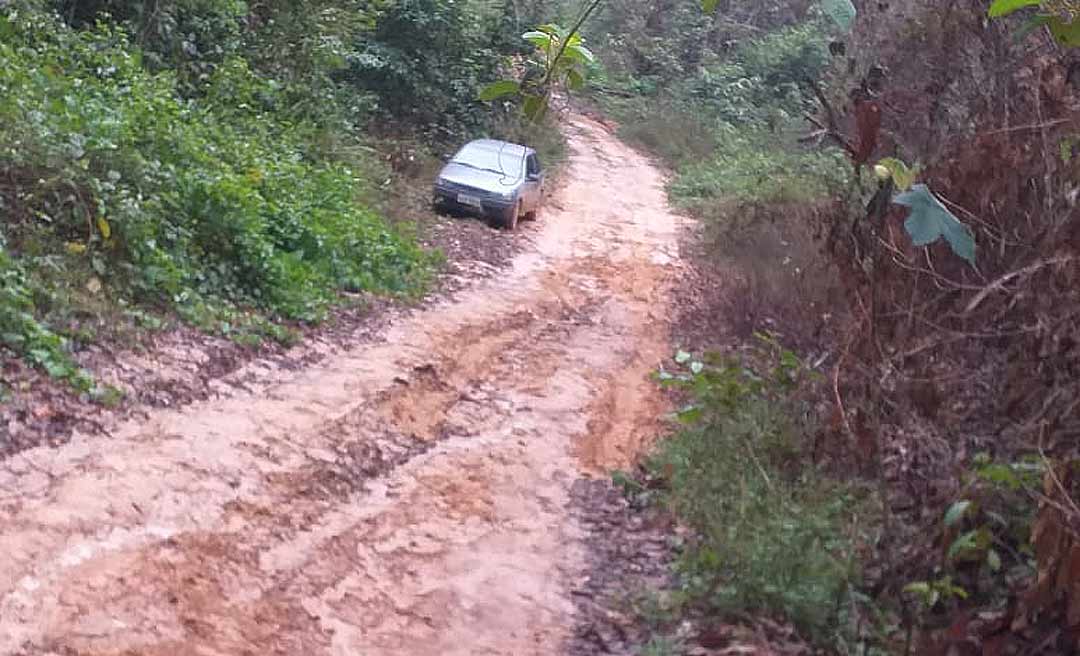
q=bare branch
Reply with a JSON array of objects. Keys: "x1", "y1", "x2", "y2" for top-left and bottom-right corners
[
  {"x1": 964, "y1": 256, "x2": 1078, "y2": 314},
  {"x1": 806, "y1": 79, "x2": 856, "y2": 156}
]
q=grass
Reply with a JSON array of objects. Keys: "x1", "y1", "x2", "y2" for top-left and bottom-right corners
[
  {"x1": 601, "y1": 95, "x2": 883, "y2": 644},
  {"x1": 669, "y1": 128, "x2": 849, "y2": 209},
  {"x1": 0, "y1": 11, "x2": 437, "y2": 389},
  {"x1": 592, "y1": 61, "x2": 876, "y2": 645},
  {"x1": 596, "y1": 91, "x2": 851, "y2": 346},
  {"x1": 648, "y1": 346, "x2": 877, "y2": 645}
]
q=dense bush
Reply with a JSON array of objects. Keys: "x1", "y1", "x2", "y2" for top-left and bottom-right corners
[
  {"x1": 0, "y1": 7, "x2": 433, "y2": 380},
  {"x1": 649, "y1": 346, "x2": 872, "y2": 644},
  {"x1": 681, "y1": 23, "x2": 830, "y2": 126},
  {"x1": 345, "y1": 0, "x2": 513, "y2": 139},
  {"x1": 45, "y1": 0, "x2": 248, "y2": 93},
  {"x1": 4, "y1": 11, "x2": 431, "y2": 312},
  {"x1": 669, "y1": 128, "x2": 848, "y2": 206},
  {"x1": 816, "y1": 2, "x2": 1080, "y2": 651},
  {"x1": 0, "y1": 244, "x2": 92, "y2": 389},
  {"x1": 594, "y1": 13, "x2": 840, "y2": 190}
]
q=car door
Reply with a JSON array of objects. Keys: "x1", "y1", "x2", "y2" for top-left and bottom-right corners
[{"x1": 525, "y1": 154, "x2": 543, "y2": 211}]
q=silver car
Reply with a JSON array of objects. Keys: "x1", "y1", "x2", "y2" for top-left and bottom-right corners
[{"x1": 433, "y1": 139, "x2": 545, "y2": 230}]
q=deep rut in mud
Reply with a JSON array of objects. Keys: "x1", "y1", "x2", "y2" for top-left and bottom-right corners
[{"x1": 0, "y1": 115, "x2": 685, "y2": 656}]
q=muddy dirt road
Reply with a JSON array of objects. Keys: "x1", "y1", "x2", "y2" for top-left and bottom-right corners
[{"x1": 0, "y1": 115, "x2": 685, "y2": 655}]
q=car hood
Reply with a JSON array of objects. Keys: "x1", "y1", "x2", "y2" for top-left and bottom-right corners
[{"x1": 438, "y1": 162, "x2": 522, "y2": 193}]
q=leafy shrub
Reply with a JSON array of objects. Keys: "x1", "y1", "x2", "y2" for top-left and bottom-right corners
[
  {"x1": 602, "y1": 99, "x2": 718, "y2": 166},
  {"x1": 669, "y1": 127, "x2": 849, "y2": 207},
  {"x1": 681, "y1": 63, "x2": 762, "y2": 125},
  {"x1": 0, "y1": 9, "x2": 431, "y2": 375},
  {"x1": 344, "y1": 0, "x2": 506, "y2": 140},
  {"x1": 735, "y1": 22, "x2": 829, "y2": 101},
  {"x1": 652, "y1": 346, "x2": 872, "y2": 642},
  {"x1": 633, "y1": 22, "x2": 828, "y2": 130},
  {"x1": 45, "y1": 0, "x2": 248, "y2": 93},
  {"x1": 0, "y1": 244, "x2": 92, "y2": 389},
  {"x1": 595, "y1": 22, "x2": 844, "y2": 207}
]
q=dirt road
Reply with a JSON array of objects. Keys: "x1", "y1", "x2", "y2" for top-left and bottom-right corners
[{"x1": 0, "y1": 114, "x2": 684, "y2": 655}]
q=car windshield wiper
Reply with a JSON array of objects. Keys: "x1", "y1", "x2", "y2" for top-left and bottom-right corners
[{"x1": 452, "y1": 160, "x2": 514, "y2": 176}]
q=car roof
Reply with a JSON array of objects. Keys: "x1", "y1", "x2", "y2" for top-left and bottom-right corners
[{"x1": 457, "y1": 139, "x2": 534, "y2": 158}]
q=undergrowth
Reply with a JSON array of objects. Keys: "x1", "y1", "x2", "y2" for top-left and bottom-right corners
[
  {"x1": 642, "y1": 343, "x2": 882, "y2": 649},
  {"x1": 668, "y1": 127, "x2": 849, "y2": 209},
  {"x1": 0, "y1": 9, "x2": 435, "y2": 387},
  {"x1": 587, "y1": 9, "x2": 879, "y2": 651},
  {"x1": 593, "y1": 16, "x2": 848, "y2": 207},
  {"x1": 590, "y1": 18, "x2": 850, "y2": 346}
]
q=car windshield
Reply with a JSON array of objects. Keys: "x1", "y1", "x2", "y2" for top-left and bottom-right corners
[{"x1": 451, "y1": 143, "x2": 525, "y2": 178}]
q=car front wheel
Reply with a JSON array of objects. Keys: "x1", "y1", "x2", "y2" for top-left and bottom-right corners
[{"x1": 500, "y1": 202, "x2": 520, "y2": 231}]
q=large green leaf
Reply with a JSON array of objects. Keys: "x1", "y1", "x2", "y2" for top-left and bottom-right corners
[
  {"x1": 523, "y1": 30, "x2": 553, "y2": 49},
  {"x1": 675, "y1": 405, "x2": 703, "y2": 425},
  {"x1": 988, "y1": 0, "x2": 1040, "y2": 17},
  {"x1": 947, "y1": 530, "x2": 980, "y2": 560},
  {"x1": 563, "y1": 43, "x2": 595, "y2": 65},
  {"x1": 877, "y1": 157, "x2": 920, "y2": 191},
  {"x1": 947, "y1": 528, "x2": 991, "y2": 561},
  {"x1": 822, "y1": 0, "x2": 857, "y2": 30},
  {"x1": 893, "y1": 184, "x2": 976, "y2": 265},
  {"x1": 702, "y1": 0, "x2": 720, "y2": 13},
  {"x1": 943, "y1": 500, "x2": 972, "y2": 527},
  {"x1": 478, "y1": 80, "x2": 520, "y2": 101},
  {"x1": 522, "y1": 94, "x2": 547, "y2": 121},
  {"x1": 1049, "y1": 16, "x2": 1080, "y2": 46}
]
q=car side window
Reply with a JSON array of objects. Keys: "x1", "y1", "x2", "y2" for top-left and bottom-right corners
[{"x1": 527, "y1": 155, "x2": 540, "y2": 177}]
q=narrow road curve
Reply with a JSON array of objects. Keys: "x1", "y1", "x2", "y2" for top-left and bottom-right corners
[{"x1": 0, "y1": 115, "x2": 684, "y2": 656}]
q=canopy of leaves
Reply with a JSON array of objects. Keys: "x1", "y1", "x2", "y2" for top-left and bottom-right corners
[{"x1": 345, "y1": 0, "x2": 511, "y2": 137}]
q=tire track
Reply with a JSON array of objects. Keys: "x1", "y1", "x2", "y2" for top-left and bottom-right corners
[{"x1": 0, "y1": 113, "x2": 686, "y2": 656}]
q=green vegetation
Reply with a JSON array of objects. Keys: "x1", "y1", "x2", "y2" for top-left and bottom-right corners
[
  {"x1": 479, "y1": 5, "x2": 602, "y2": 119},
  {"x1": 0, "y1": 0, "x2": 542, "y2": 388},
  {"x1": 669, "y1": 129, "x2": 848, "y2": 207},
  {"x1": 583, "y1": 3, "x2": 852, "y2": 346},
  {"x1": 573, "y1": 0, "x2": 1079, "y2": 652},
  {"x1": 646, "y1": 344, "x2": 879, "y2": 649},
  {"x1": 592, "y1": 15, "x2": 849, "y2": 213},
  {"x1": 569, "y1": 5, "x2": 872, "y2": 647},
  {"x1": 2, "y1": 14, "x2": 430, "y2": 315}
]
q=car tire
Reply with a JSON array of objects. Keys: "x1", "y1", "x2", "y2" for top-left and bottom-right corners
[
  {"x1": 433, "y1": 196, "x2": 452, "y2": 216},
  {"x1": 524, "y1": 205, "x2": 540, "y2": 222},
  {"x1": 501, "y1": 202, "x2": 520, "y2": 231}
]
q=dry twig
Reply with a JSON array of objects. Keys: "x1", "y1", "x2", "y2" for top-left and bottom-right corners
[{"x1": 964, "y1": 256, "x2": 1078, "y2": 314}]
